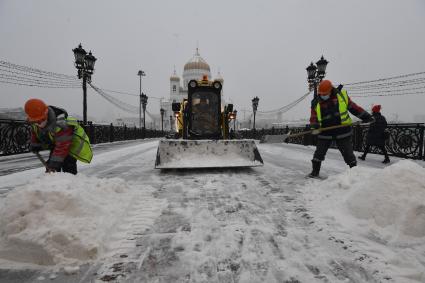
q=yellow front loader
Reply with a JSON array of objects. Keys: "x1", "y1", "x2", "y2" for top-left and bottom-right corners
[{"x1": 155, "y1": 76, "x2": 263, "y2": 169}]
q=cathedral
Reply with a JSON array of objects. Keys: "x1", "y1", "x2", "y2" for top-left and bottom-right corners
[{"x1": 160, "y1": 48, "x2": 223, "y2": 131}]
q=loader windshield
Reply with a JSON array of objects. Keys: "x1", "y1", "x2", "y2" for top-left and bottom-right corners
[{"x1": 191, "y1": 91, "x2": 220, "y2": 136}]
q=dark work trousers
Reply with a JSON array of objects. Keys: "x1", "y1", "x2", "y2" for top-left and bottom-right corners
[
  {"x1": 61, "y1": 155, "x2": 78, "y2": 175},
  {"x1": 363, "y1": 144, "x2": 389, "y2": 159},
  {"x1": 313, "y1": 136, "x2": 357, "y2": 166}
]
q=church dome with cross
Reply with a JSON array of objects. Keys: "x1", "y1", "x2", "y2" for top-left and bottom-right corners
[{"x1": 182, "y1": 48, "x2": 211, "y2": 90}]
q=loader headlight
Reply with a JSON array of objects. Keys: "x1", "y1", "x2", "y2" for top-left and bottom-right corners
[
  {"x1": 213, "y1": 82, "x2": 221, "y2": 89},
  {"x1": 189, "y1": 80, "x2": 197, "y2": 88}
]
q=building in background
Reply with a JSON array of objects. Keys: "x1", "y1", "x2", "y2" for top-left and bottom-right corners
[{"x1": 160, "y1": 48, "x2": 224, "y2": 131}]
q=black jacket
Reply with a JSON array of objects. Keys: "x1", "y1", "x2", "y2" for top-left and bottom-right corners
[{"x1": 366, "y1": 112, "x2": 387, "y2": 146}]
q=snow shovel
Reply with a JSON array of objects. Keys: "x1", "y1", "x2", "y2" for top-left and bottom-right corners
[
  {"x1": 260, "y1": 132, "x2": 292, "y2": 144},
  {"x1": 35, "y1": 151, "x2": 47, "y2": 167}
]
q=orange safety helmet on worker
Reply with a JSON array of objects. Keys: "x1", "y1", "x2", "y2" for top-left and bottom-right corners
[
  {"x1": 317, "y1": 80, "x2": 333, "y2": 96},
  {"x1": 25, "y1": 99, "x2": 49, "y2": 124},
  {"x1": 24, "y1": 98, "x2": 92, "y2": 174}
]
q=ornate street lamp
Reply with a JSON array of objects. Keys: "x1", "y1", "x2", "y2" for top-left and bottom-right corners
[
  {"x1": 316, "y1": 56, "x2": 328, "y2": 80},
  {"x1": 160, "y1": 108, "x2": 165, "y2": 133},
  {"x1": 251, "y1": 96, "x2": 259, "y2": 130},
  {"x1": 169, "y1": 115, "x2": 173, "y2": 131},
  {"x1": 137, "y1": 70, "x2": 146, "y2": 129},
  {"x1": 141, "y1": 93, "x2": 148, "y2": 129},
  {"x1": 306, "y1": 55, "x2": 328, "y2": 99},
  {"x1": 306, "y1": 62, "x2": 317, "y2": 91},
  {"x1": 73, "y1": 43, "x2": 97, "y2": 124}
]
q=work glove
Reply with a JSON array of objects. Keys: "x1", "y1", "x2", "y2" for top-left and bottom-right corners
[
  {"x1": 311, "y1": 129, "x2": 321, "y2": 135},
  {"x1": 30, "y1": 144, "x2": 42, "y2": 153}
]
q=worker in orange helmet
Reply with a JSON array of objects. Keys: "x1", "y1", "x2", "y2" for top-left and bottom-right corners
[
  {"x1": 24, "y1": 98, "x2": 93, "y2": 174},
  {"x1": 358, "y1": 104, "x2": 390, "y2": 163},
  {"x1": 309, "y1": 80, "x2": 374, "y2": 178}
]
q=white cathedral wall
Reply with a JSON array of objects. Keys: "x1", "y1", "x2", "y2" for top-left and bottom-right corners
[{"x1": 182, "y1": 69, "x2": 211, "y2": 90}]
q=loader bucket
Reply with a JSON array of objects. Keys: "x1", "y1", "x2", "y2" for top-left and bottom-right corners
[{"x1": 155, "y1": 139, "x2": 264, "y2": 169}]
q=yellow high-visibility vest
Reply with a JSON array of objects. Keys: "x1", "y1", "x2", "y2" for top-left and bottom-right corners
[
  {"x1": 32, "y1": 117, "x2": 93, "y2": 163},
  {"x1": 315, "y1": 90, "x2": 352, "y2": 127}
]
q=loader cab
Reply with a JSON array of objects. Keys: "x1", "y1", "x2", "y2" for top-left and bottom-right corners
[{"x1": 186, "y1": 78, "x2": 222, "y2": 139}]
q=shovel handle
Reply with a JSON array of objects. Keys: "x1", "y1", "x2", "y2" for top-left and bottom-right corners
[
  {"x1": 35, "y1": 152, "x2": 48, "y2": 168},
  {"x1": 285, "y1": 121, "x2": 364, "y2": 140}
]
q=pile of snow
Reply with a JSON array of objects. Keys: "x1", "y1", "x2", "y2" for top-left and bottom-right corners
[
  {"x1": 304, "y1": 160, "x2": 425, "y2": 281},
  {"x1": 306, "y1": 160, "x2": 425, "y2": 242},
  {"x1": 0, "y1": 173, "x2": 142, "y2": 266},
  {"x1": 304, "y1": 160, "x2": 425, "y2": 244}
]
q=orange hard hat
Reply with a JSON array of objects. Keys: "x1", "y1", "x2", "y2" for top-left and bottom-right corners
[
  {"x1": 317, "y1": 80, "x2": 333, "y2": 95},
  {"x1": 24, "y1": 98, "x2": 48, "y2": 122},
  {"x1": 372, "y1": 104, "x2": 381, "y2": 113}
]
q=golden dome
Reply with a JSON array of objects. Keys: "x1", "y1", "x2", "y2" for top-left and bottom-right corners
[
  {"x1": 170, "y1": 69, "x2": 180, "y2": 81},
  {"x1": 183, "y1": 48, "x2": 210, "y2": 72}
]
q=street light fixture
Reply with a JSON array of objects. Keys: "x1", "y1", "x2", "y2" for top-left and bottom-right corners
[
  {"x1": 306, "y1": 55, "x2": 328, "y2": 99},
  {"x1": 73, "y1": 43, "x2": 97, "y2": 124},
  {"x1": 233, "y1": 110, "x2": 237, "y2": 131},
  {"x1": 137, "y1": 70, "x2": 146, "y2": 129},
  {"x1": 251, "y1": 96, "x2": 259, "y2": 130},
  {"x1": 141, "y1": 93, "x2": 148, "y2": 129},
  {"x1": 160, "y1": 108, "x2": 165, "y2": 133},
  {"x1": 316, "y1": 56, "x2": 329, "y2": 79}
]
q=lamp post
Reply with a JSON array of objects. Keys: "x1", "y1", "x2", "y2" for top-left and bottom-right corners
[
  {"x1": 137, "y1": 70, "x2": 146, "y2": 128},
  {"x1": 141, "y1": 93, "x2": 148, "y2": 129},
  {"x1": 160, "y1": 108, "x2": 165, "y2": 133},
  {"x1": 306, "y1": 55, "x2": 328, "y2": 99},
  {"x1": 251, "y1": 96, "x2": 259, "y2": 130},
  {"x1": 233, "y1": 110, "x2": 237, "y2": 131},
  {"x1": 73, "y1": 43, "x2": 97, "y2": 124}
]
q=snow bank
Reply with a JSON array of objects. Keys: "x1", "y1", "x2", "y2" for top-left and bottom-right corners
[
  {"x1": 0, "y1": 173, "x2": 141, "y2": 266},
  {"x1": 306, "y1": 160, "x2": 425, "y2": 243}
]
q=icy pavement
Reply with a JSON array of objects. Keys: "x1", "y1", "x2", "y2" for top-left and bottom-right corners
[{"x1": 0, "y1": 140, "x2": 424, "y2": 283}]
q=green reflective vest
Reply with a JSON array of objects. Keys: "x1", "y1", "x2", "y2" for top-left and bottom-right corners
[
  {"x1": 315, "y1": 90, "x2": 352, "y2": 127},
  {"x1": 32, "y1": 117, "x2": 93, "y2": 163}
]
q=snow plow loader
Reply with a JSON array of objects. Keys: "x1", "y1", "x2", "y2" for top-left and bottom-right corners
[{"x1": 155, "y1": 76, "x2": 263, "y2": 169}]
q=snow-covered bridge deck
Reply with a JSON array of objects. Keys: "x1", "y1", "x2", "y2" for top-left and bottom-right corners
[{"x1": 0, "y1": 140, "x2": 424, "y2": 283}]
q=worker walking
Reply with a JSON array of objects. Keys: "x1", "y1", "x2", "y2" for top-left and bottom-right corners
[
  {"x1": 309, "y1": 80, "x2": 373, "y2": 178},
  {"x1": 24, "y1": 98, "x2": 93, "y2": 174},
  {"x1": 358, "y1": 104, "x2": 390, "y2": 163}
]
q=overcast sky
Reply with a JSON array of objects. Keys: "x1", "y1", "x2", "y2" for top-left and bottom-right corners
[{"x1": 1, "y1": 0, "x2": 424, "y2": 123}]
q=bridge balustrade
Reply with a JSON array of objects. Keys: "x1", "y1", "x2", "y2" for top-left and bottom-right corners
[
  {"x1": 237, "y1": 123, "x2": 425, "y2": 160},
  {"x1": 0, "y1": 119, "x2": 166, "y2": 156}
]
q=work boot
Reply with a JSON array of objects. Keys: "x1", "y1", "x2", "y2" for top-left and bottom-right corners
[
  {"x1": 309, "y1": 160, "x2": 321, "y2": 177},
  {"x1": 349, "y1": 162, "x2": 357, "y2": 168},
  {"x1": 382, "y1": 157, "x2": 390, "y2": 164},
  {"x1": 358, "y1": 155, "x2": 365, "y2": 161}
]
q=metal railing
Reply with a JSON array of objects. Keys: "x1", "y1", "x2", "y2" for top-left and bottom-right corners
[
  {"x1": 0, "y1": 119, "x2": 165, "y2": 156},
  {"x1": 2, "y1": 118, "x2": 424, "y2": 160},
  {"x1": 237, "y1": 123, "x2": 425, "y2": 160}
]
